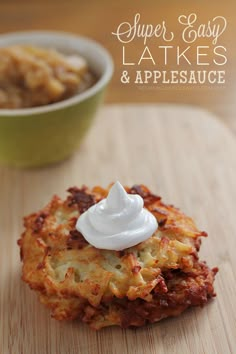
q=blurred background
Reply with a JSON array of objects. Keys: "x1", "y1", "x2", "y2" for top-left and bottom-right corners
[{"x1": 0, "y1": 0, "x2": 235, "y2": 134}]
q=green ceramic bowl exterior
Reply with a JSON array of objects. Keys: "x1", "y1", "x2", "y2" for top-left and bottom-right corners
[
  {"x1": 0, "y1": 31, "x2": 113, "y2": 167},
  {"x1": 0, "y1": 89, "x2": 105, "y2": 167}
]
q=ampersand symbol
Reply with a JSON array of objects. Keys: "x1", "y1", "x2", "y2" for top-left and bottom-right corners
[{"x1": 121, "y1": 70, "x2": 130, "y2": 84}]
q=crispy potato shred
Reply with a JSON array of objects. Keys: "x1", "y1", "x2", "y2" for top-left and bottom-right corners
[{"x1": 18, "y1": 184, "x2": 218, "y2": 329}]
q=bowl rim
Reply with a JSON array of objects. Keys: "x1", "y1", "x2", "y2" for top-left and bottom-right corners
[{"x1": 0, "y1": 30, "x2": 114, "y2": 116}]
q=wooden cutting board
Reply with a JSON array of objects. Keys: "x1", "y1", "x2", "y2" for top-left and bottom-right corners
[{"x1": 0, "y1": 104, "x2": 235, "y2": 354}]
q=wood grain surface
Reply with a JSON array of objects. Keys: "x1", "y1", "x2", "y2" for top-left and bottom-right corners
[{"x1": 0, "y1": 104, "x2": 236, "y2": 354}]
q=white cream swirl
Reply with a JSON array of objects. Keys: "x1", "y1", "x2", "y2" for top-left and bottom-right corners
[{"x1": 76, "y1": 181, "x2": 158, "y2": 250}]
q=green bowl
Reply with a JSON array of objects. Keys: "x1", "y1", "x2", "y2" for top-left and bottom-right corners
[{"x1": 0, "y1": 31, "x2": 113, "y2": 167}]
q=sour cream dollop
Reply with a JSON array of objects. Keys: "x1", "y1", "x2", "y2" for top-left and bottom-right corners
[{"x1": 76, "y1": 181, "x2": 158, "y2": 250}]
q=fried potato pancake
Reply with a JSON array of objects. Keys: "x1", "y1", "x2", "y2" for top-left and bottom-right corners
[{"x1": 18, "y1": 184, "x2": 218, "y2": 329}]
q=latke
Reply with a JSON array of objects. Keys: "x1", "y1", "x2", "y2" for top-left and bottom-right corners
[{"x1": 18, "y1": 184, "x2": 218, "y2": 329}]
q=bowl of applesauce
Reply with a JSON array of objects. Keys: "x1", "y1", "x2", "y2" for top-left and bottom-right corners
[{"x1": 0, "y1": 31, "x2": 113, "y2": 167}]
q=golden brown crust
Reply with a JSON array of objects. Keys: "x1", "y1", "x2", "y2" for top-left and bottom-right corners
[{"x1": 18, "y1": 184, "x2": 218, "y2": 329}]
